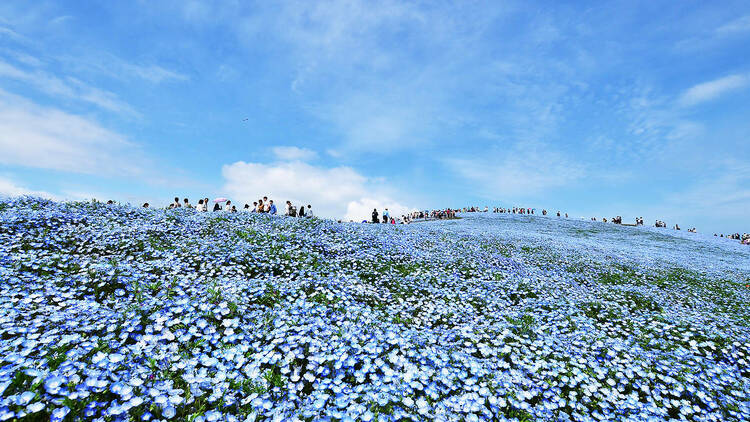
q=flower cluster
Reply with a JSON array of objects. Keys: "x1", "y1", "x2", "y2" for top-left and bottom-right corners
[{"x1": 0, "y1": 197, "x2": 748, "y2": 421}]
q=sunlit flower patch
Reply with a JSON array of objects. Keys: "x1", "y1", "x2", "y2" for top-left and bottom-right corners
[{"x1": 0, "y1": 197, "x2": 748, "y2": 421}]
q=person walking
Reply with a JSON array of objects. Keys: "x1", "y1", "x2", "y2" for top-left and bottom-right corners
[{"x1": 372, "y1": 208, "x2": 379, "y2": 223}]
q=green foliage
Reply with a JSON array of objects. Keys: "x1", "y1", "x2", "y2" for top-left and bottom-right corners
[
  {"x1": 581, "y1": 301, "x2": 621, "y2": 323},
  {"x1": 46, "y1": 343, "x2": 76, "y2": 370},
  {"x1": 505, "y1": 314, "x2": 536, "y2": 338}
]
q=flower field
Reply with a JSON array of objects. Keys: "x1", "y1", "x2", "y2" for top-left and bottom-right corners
[{"x1": 1, "y1": 197, "x2": 749, "y2": 421}]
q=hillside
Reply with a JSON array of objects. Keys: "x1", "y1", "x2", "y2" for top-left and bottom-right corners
[{"x1": 0, "y1": 198, "x2": 749, "y2": 421}]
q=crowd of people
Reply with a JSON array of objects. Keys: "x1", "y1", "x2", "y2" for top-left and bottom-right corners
[
  {"x1": 459, "y1": 204, "x2": 749, "y2": 243},
  {"x1": 141, "y1": 196, "x2": 314, "y2": 218},
  {"x1": 361, "y1": 208, "x2": 460, "y2": 224},
  {"x1": 131, "y1": 197, "x2": 746, "y2": 243},
  {"x1": 716, "y1": 233, "x2": 749, "y2": 244}
]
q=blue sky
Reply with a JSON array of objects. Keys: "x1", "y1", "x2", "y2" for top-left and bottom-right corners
[{"x1": 0, "y1": 1, "x2": 748, "y2": 233}]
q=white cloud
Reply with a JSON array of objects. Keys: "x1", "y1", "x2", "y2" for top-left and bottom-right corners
[
  {"x1": 221, "y1": 160, "x2": 413, "y2": 220},
  {"x1": 678, "y1": 74, "x2": 749, "y2": 106},
  {"x1": 445, "y1": 142, "x2": 586, "y2": 199},
  {"x1": 119, "y1": 62, "x2": 188, "y2": 84},
  {"x1": 0, "y1": 89, "x2": 145, "y2": 175},
  {"x1": 0, "y1": 176, "x2": 57, "y2": 199},
  {"x1": 271, "y1": 146, "x2": 318, "y2": 161},
  {"x1": 716, "y1": 15, "x2": 750, "y2": 35},
  {"x1": 344, "y1": 197, "x2": 413, "y2": 222},
  {"x1": 643, "y1": 161, "x2": 750, "y2": 234},
  {"x1": 0, "y1": 59, "x2": 137, "y2": 115}
]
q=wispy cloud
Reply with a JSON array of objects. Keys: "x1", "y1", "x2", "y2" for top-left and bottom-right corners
[
  {"x1": 0, "y1": 89, "x2": 144, "y2": 175},
  {"x1": 678, "y1": 74, "x2": 749, "y2": 106},
  {"x1": 0, "y1": 59, "x2": 138, "y2": 115},
  {"x1": 444, "y1": 142, "x2": 586, "y2": 199},
  {"x1": 716, "y1": 15, "x2": 750, "y2": 35},
  {"x1": 271, "y1": 146, "x2": 318, "y2": 162},
  {"x1": 73, "y1": 54, "x2": 189, "y2": 84},
  {"x1": 0, "y1": 175, "x2": 58, "y2": 199}
]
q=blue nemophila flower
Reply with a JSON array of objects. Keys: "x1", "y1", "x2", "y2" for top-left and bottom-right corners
[{"x1": 1, "y1": 198, "x2": 749, "y2": 421}]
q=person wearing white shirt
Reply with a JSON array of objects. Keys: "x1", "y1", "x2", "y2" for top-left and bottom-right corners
[
  {"x1": 306, "y1": 205, "x2": 313, "y2": 218},
  {"x1": 224, "y1": 200, "x2": 232, "y2": 212}
]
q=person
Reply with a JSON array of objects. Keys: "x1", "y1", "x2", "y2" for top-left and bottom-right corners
[
  {"x1": 231, "y1": 206, "x2": 237, "y2": 213},
  {"x1": 298, "y1": 204, "x2": 306, "y2": 217},
  {"x1": 197, "y1": 199, "x2": 205, "y2": 211},
  {"x1": 269, "y1": 200, "x2": 277, "y2": 215},
  {"x1": 390, "y1": 217, "x2": 395, "y2": 224},
  {"x1": 213, "y1": 203, "x2": 221, "y2": 212},
  {"x1": 256, "y1": 199, "x2": 264, "y2": 213},
  {"x1": 142, "y1": 202, "x2": 149, "y2": 208},
  {"x1": 290, "y1": 205, "x2": 297, "y2": 217},
  {"x1": 204, "y1": 198, "x2": 209, "y2": 211},
  {"x1": 383, "y1": 208, "x2": 390, "y2": 223},
  {"x1": 263, "y1": 197, "x2": 270, "y2": 213},
  {"x1": 224, "y1": 200, "x2": 232, "y2": 212},
  {"x1": 244, "y1": 204, "x2": 250, "y2": 211},
  {"x1": 183, "y1": 198, "x2": 192, "y2": 209},
  {"x1": 372, "y1": 209, "x2": 379, "y2": 223},
  {"x1": 305, "y1": 204, "x2": 313, "y2": 217},
  {"x1": 252, "y1": 202, "x2": 258, "y2": 212},
  {"x1": 106, "y1": 200, "x2": 114, "y2": 205},
  {"x1": 173, "y1": 197, "x2": 181, "y2": 208},
  {"x1": 285, "y1": 201, "x2": 292, "y2": 216}
]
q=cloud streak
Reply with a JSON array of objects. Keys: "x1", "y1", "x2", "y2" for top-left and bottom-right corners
[
  {"x1": 445, "y1": 142, "x2": 586, "y2": 199},
  {"x1": 0, "y1": 59, "x2": 138, "y2": 115},
  {"x1": 0, "y1": 89, "x2": 144, "y2": 176},
  {"x1": 678, "y1": 74, "x2": 749, "y2": 106},
  {"x1": 271, "y1": 146, "x2": 318, "y2": 162}
]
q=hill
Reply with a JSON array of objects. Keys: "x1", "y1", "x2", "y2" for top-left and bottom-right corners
[{"x1": 0, "y1": 198, "x2": 749, "y2": 421}]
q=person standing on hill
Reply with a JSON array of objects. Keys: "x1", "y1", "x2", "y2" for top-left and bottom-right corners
[
  {"x1": 285, "y1": 200, "x2": 292, "y2": 216},
  {"x1": 298, "y1": 204, "x2": 306, "y2": 217},
  {"x1": 306, "y1": 205, "x2": 313, "y2": 218},
  {"x1": 372, "y1": 209, "x2": 379, "y2": 223},
  {"x1": 269, "y1": 200, "x2": 277, "y2": 215}
]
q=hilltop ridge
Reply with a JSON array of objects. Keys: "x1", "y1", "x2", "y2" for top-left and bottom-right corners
[{"x1": 0, "y1": 198, "x2": 748, "y2": 421}]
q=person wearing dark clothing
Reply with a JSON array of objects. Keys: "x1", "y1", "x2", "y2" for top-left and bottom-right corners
[
  {"x1": 213, "y1": 203, "x2": 221, "y2": 212},
  {"x1": 372, "y1": 209, "x2": 379, "y2": 223}
]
